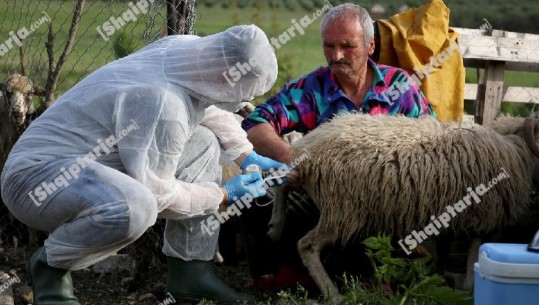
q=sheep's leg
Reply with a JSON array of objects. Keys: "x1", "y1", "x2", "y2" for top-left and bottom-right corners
[
  {"x1": 463, "y1": 238, "x2": 481, "y2": 291},
  {"x1": 297, "y1": 228, "x2": 341, "y2": 302},
  {"x1": 267, "y1": 186, "x2": 287, "y2": 241}
]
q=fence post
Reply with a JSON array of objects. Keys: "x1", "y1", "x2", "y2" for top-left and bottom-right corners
[{"x1": 475, "y1": 30, "x2": 506, "y2": 125}]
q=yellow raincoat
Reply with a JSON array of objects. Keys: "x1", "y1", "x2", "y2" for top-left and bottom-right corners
[{"x1": 377, "y1": 0, "x2": 465, "y2": 122}]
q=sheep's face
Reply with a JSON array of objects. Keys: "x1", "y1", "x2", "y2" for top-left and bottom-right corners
[
  {"x1": 2, "y1": 74, "x2": 35, "y2": 126},
  {"x1": 6, "y1": 90, "x2": 34, "y2": 125},
  {"x1": 513, "y1": 117, "x2": 539, "y2": 195}
]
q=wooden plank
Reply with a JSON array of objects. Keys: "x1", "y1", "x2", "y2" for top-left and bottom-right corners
[
  {"x1": 504, "y1": 87, "x2": 539, "y2": 103},
  {"x1": 464, "y1": 59, "x2": 539, "y2": 72},
  {"x1": 464, "y1": 83, "x2": 480, "y2": 100},
  {"x1": 452, "y1": 27, "x2": 539, "y2": 40},
  {"x1": 453, "y1": 27, "x2": 539, "y2": 64},
  {"x1": 476, "y1": 29, "x2": 506, "y2": 124},
  {"x1": 458, "y1": 37, "x2": 539, "y2": 63},
  {"x1": 465, "y1": 83, "x2": 539, "y2": 103},
  {"x1": 479, "y1": 61, "x2": 504, "y2": 124}
]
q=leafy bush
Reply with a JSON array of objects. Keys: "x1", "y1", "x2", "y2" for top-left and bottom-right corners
[
  {"x1": 200, "y1": 0, "x2": 221, "y2": 8},
  {"x1": 236, "y1": 0, "x2": 251, "y2": 9},
  {"x1": 112, "y1": 30, "x2": 141, "y2": 59},
  {"x1": 283, "y1": 0, "x2": 297, "y2": 11},
  {"x1": 268, "y1": 0, "x2": 281, "y2": 9},
  {"x1": 297, "y1": 0, "x2": 314, "y2": 11},
  {"x1": 348, "y1": 235, "x2": 474, "y2": 305}
]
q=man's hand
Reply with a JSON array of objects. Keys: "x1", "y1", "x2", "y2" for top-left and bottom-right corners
[
  {"x1": 240, "y1": 151, "x2": 289, "y2": 172},
  {"x1": 246, "y1": 123, "x2": 292, "y2": 164},
  {"x1": 222, "y1": 172, "x2": 266, "y2": 205}
]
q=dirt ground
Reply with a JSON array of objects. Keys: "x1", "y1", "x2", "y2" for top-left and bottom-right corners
[
  {"x1": 0, "y1": 244, "x2": 282, "y2": 305},
  {"x1": 2, "y1": 208, "x2": 538, "y2": 305}
]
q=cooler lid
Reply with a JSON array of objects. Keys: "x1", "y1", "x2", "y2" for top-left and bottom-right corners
[{"x1": 478, "y1": 243, "x2": 539, "y2": 279}]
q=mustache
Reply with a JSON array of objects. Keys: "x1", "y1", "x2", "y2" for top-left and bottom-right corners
[{"x1": 329, "y1": 59, "x2": 352, "y2": 66}]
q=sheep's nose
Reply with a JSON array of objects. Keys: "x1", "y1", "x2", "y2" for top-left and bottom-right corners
[{"x1": 10, "y1": 112, "x2": 25, "y2": 125}]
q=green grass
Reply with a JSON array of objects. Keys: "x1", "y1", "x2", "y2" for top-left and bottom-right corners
[
  {"x1": 195, "y1": 5, "x2": 327, "y2": 73},
  {"x1": 1, "y1": 1, "x2": 538, "y2": 111},
  {"x1": 0, "y1": 0, "x2": 155, "y2": 96},
  {"x1": 0, "y1": 1, "x2": 328, "y2": 99}
]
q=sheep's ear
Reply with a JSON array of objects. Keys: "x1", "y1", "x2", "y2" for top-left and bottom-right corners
[
  {"x1": 6, "y1": 74, "x2": 33, "y2": 94},
  {"x1": 28, "y1": 96, "x2": 36, "y2": 114},
  {"x1": 21, "y1": 79, "x2": 34, "y2": 94},
  {"x1": 5, "y1": 74, "x2": 19, "y2": 92},
  {"x1": 523, "y1": 118, "x2": 539, "y2": 158}
]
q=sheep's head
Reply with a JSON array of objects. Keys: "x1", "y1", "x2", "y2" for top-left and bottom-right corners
[
  {"x1": 520, "y1": 117, "x2": 539, "y2": 196},
  {"x1": 523, "y1": 117, "x2": 539, "y2": 158},
  {"x1": 1, "y1": 74, "x2": 35, "y2": 126},
  {"x1": 487, "y1": 115, "x2": 539, "y2": 158}
]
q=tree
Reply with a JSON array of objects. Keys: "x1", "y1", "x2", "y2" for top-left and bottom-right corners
[{"x1": 166, "y1": 0, "x2": 197, "y2": 35}]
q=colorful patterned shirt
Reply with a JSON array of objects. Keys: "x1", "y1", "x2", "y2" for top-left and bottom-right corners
[{"x1": 242, "y1": 58, "x2": 436, "y2": 135}]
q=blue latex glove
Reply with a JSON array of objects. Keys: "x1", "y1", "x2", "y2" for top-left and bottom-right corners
[
  {"x1": 224, "y1": 172, "x2": 266, "y2": 205},
  {"x1": 240, "y1": 152, "x2": 290, "y2": 171}
]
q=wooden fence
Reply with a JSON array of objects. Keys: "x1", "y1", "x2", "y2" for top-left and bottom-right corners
[{"x1": 454, "y1": 27, "x2": 539, "y2": 124}]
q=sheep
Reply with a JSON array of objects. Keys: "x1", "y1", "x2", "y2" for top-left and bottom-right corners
[
  {"x1": 0, "y1": 74, "x2": 35, "y2": 126},
  {"x1": 268, "y1": 113, "x2": 539, "y2": 301},
  {"x1": 0, "y1": 74, "x2": 37, "y2": 249},
  {"x1": 1, "y1": 74, "x2": 35, "y2": 168}
]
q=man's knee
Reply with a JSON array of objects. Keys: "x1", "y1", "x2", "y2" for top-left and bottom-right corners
[
  {"x1": 175, "y1": 126, "x2": 222, "y2": 182},
  {"x1": 189, "y1": 126, "x2": 221, "y2": 160},
  {"x1": 124, "y1": 187, "x2": 158, "y2": 242},
  {"x1": 193, "y1": 125, "x2": 219, "y2": 146}
]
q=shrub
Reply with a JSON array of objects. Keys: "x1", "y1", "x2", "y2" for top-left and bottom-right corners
[{"x1": 112, "y1": 30, "x2": 141, "y2": 59}]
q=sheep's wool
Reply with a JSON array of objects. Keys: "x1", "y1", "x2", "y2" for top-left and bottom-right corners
[{"x1": 293, "y1": 114, "x2": 534, "y2": 243}]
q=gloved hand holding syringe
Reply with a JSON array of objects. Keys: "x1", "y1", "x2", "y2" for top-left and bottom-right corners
[{"x1": 223, "y1": 152, "x2": 290, "y2": 205}]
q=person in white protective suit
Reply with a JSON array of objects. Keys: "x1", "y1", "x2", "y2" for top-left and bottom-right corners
[{"x1": 0, "y1": 24, "x2": 285, "y2": 305}]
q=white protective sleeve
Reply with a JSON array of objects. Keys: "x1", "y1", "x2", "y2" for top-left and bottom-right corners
[
  {"x1": 200, "y1": 105, "x2": 253, "y2": 164},
  {"x1": 115, "y1": 88, "x2": 223, "y2": 219}
]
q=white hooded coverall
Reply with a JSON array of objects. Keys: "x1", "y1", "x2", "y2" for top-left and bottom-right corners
[{"x1": 0, "y1": 25, "x2": 277, "y2": 270}]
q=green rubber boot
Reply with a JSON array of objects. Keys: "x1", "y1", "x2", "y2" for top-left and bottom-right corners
[
  {"x1": 27, "y1": 247, "x2": 80, "y2": 305},
  {"x1": 166, "y1": 256, "x2": 255, "y2": 305}
]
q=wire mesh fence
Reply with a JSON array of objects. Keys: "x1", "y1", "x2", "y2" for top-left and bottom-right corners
[
  {"x1": 0, "y1": 1, "x2": 196, "y2": 302},
  {"x1": 0, "y1": 0, "x2": 183, "y2": 98}
]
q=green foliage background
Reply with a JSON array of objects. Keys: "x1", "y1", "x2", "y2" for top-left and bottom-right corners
[
  {"x1": 198, "y1": 0, "x2": 539, "y2": 34},
  {"x1": 0, "y1": 0, "x2": 537, "y2": 114},
  {"x1": 195, "y1": 0, "x2": 539, "y2": 112}
]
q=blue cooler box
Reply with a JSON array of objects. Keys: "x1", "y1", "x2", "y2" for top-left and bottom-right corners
[{"x1": 474, "y1": 243, "x2": 539, "y2": 305}]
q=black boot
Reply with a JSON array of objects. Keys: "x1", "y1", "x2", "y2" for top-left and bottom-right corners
[
  {"x1": 27, "y1": 247, "x2": 80, "y2": 305},
  {"x1": 166, "y1": 256, "x2": 254, "y2": 305}
]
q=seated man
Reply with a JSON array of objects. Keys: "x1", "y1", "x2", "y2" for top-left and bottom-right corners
[{"x1": 240, "y1": 3, "x2": 436, "y2": 290}]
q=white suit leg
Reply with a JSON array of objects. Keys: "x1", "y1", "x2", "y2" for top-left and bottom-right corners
[
  {"x1": 162, "y1": 125, "x2": 223, "y2": 261},
  {"x1": 2, "y1": 160, "x2": 158, "y2": 270}
]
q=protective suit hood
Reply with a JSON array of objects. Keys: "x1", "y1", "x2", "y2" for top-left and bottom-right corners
[
  {"x1": 165, "y1": 25, "x2": 277, "y2": 106},
  {"x1": 102, "y1": 24, "x2": 278, "y2": 110}
]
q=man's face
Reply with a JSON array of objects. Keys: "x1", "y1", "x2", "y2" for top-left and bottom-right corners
[{"x1": 322, "y1": 17, "x2": 374, "y2": 81}]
